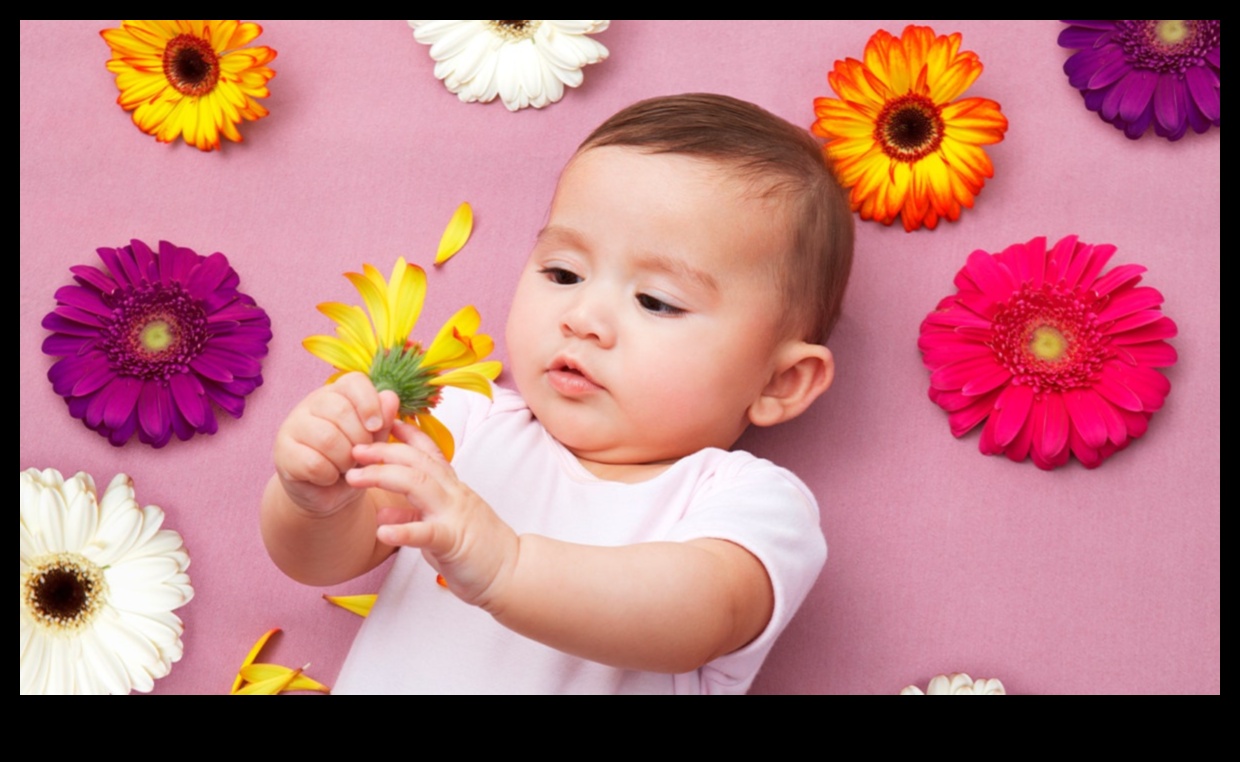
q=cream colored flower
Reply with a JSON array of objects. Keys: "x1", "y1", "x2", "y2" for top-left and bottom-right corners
[
  {"x1": 408, "y1": 21, "x2": 609, "y2": 111},
  {"x1": 901, "y1": 672, "x2": 1006, "y2": 695},
  {"x1": 20, "y1": 468, "x2": 192, "y2": 694}
]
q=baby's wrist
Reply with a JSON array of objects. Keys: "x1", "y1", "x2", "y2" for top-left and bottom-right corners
[
  {"x1": 280, "y1": 478, "x2": 363, "y2": 519},
  {"x1": 473, "y1": 531, "x2": 523, "y2": 617}
]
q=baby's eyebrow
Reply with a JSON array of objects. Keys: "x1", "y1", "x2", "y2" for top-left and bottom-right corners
[
  {"x1": 633, "y1": 252, "x2": 719, "y2": 294},
  {"x1": 536, "y1": 225, "x2": 719, "y2": 293},
  {"x1": 535, "y1": 225, "x2": 588, "y2": 250}
]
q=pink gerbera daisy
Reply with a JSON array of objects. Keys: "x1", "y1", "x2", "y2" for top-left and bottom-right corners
[{"x1": 919, "y1": 235, "x2": 1177, "y2": 469}]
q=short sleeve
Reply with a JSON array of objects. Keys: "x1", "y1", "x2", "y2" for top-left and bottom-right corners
[{"x1": 665, "y1": 456, "x2": 827, "y2": 694}]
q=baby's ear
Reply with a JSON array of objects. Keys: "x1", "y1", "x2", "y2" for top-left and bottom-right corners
[{"x1": 747, "y1": 341, "x2": 834, "y2": 427}]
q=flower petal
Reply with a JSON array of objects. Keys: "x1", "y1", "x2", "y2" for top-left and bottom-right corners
[
  {"x1": 323, "y1": 593, "x2": 377, "y2": 617},
  {"x1": 232, "y1": 628, "x2": 280, "y2": 694},
  {"x1": 416, "y1": 412, "x2": 456, "y2": 461},
  {"x1": 436, "y1": 202, "x2": 474, "y2": 265},
  {"x1": 302, "y1": 336, "x2": 372, "y2": 375},
  {"x1": 991, "y1": 383, "x2": 1034, "y2": 447}
]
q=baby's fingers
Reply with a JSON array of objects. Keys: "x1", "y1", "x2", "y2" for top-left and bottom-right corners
[
  {"x1": 345, "y1": 461, "x2": 449, "y2": 509},
  {"x1": 391, "y1": 419, "x2": 451, "y2": 465},
  {"x1": 328, "y1": 372, "x2": 388, "y2": 434},
  {"x1": 376, "y1": 520, "x2": 456, "y2": 556}
]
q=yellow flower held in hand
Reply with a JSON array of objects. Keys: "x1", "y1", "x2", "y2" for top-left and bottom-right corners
[{"x1": 303, "y1": 240, "x2": 500, "y2": 460}]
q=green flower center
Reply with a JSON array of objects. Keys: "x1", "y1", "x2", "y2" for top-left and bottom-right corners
[
  {"x1": 1116, "y1": 20, "x2": 1219, "y2": 74},
  {"x1": 163, "y1": 34, "x2": 221, "y2": 96},
  {"x1": 1028, "y1": 325, "x2": 1068, "y2": 362},
  {"x1": 992, "y1": 285, "x2": 1108, "y2": 394},
  {"x1": 1155, "y1": 20, "x2": 1189, "y2": 45},
  {"x1": 370, "y1": 344, "x2": 442, "y2": 417},
  {"x1": 104, "y1": 283, "x2": 207, "y2": 380},
  {"x1": 140, "y1": 320, "x2": 174, "y2": 352},
  {"x1": 23, "y1": 552, "x2": 108, "y2": 633}
]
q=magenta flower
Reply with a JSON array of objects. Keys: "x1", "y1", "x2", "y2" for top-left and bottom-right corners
[
  {"x1": 919, "y1": 236, "x2": 1177, "y2": 469},
  {"x1": 42, "y1": 240, "x2": 271, "y2": 447},
  {"x1": 1059, "y1": 20, "x2": 1220, "y2": 140}
]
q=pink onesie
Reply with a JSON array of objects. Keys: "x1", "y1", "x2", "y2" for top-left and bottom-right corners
[{"x1": 333, "y1": 386, "x2": 826, "y2": 694}]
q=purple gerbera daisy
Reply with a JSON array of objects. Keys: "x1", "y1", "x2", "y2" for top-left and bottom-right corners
[
  {"x1": 1059, "y1": 20, "x2": 1220, "y2": 140},
  {"x1": 42, "y1": 239, "x2": 272, "y2": 447}
]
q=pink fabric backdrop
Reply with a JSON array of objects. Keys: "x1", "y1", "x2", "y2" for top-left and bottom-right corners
[{"x1": 20, "y1": 20, "x2": 1220, "y2": 694}]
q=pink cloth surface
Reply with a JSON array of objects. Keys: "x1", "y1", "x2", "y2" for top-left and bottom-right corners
[{"x1": 20, "y1": 20, "x2": 1219, "y2": 694}]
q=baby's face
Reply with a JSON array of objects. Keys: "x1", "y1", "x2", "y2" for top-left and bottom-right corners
[{"x1": 506, "y1": 146, "x2": 794, "y2": 472}]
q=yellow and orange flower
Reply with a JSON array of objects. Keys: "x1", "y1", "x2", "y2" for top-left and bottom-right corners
[
  {"x1": 812, "y1": 25, "x2": 1008, "y2": 232},
  {"x1": 303, "y1": 257, "x2": 501, "y2": 460},
  {"x1": 101, "y1": 20, "x2": 276, "y2": 151}
]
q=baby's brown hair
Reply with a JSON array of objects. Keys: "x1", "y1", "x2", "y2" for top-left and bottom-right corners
[{"x1": 578, "y1": 93, "x2": 854, "y2": 344}]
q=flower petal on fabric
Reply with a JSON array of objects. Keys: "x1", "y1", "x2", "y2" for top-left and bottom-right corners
[
  {"x1": 323, "y1": 593, "x2": 377, "y2": 617},
  {"x1": 436, "y1": 202, "x2": 474, "y2": 265},
  {"x1": 232, "y1": 628, "x2": 280, "y2": 694}
]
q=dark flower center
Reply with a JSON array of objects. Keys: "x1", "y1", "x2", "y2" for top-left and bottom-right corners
[
  {"x1": 23, "y1": 553, "x2": 107, "y2": 632},
  {"x1": 876, "y1": 94, "x2": 944, "y2": 162},
  {"x1": 102, "y1": 283, "x2": 208, "y2": 380},
  {"x1": 487, "y1": 20, "x2": 541, "y2": 40},
  {"x1": 1116, "y1": 20, "x2": 1220, "y2": 75},
  {"x1": 991, "y1": 285, "x2": 1108, "y2": 394},
  {"x1": 163, "y1": 34, "x2": 221, "y2": 96}
]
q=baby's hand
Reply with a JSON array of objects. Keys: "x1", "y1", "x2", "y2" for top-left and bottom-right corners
[
  {"x1": 346, "y1": 420, "x2": 520, "y2": 609},
  {"x1": 274, "y1": 372, "x2": 399, "y2": 517}
]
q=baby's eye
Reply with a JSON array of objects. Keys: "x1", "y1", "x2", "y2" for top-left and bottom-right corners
[
  {"x1": 538, "y1": 267, "x2": 581, "y2": 285},
  {"x1": 637, "y1": 293, "x2": 686, "y2": 316}
]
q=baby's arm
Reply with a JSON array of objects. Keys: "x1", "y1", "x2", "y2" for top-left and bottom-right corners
[
  {"x1": 261, "y1": 373, "x2": 405, "y2": 586},
  {"x1": 348, "y1": 421, "x2": 774, "y2": 673}
]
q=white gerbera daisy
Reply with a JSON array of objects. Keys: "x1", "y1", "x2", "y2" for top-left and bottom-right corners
[
  {"x1": 408, "y1": 20, "x2": 609, "y2": 111},
  {"x1": 20, "y1": 468, "x2": 193, "y2": 694},
  {"x1": 900, "y1": 672, "x2": 1007, "y2": 695}
]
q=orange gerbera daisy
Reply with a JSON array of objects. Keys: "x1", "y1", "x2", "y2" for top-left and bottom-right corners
[
  {"x1": 101, "y1": 20, "x2": 276, "y2": 151},
  {"x1": 812, "y1": 25, "x2": 1008, "y2": 232}
]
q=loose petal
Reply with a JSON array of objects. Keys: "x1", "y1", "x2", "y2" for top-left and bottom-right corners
[
  {"x1": 324, "y1": 593, "x2": 377, "y2": 617},
  {"x1": 435, "y1": 202, "x2": 474, "y2": 265},
  {"x1": 231, "y1": 628, "x2": 280, "y2": 694}
]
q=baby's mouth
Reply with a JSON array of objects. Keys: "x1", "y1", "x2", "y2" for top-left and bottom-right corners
[{"x1": 548, "y1": 358, "x2": 602, "y2": 393}]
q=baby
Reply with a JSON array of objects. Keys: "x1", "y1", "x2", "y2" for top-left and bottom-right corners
[{"x1": 262, "y1": 93, "x2": 854, "y2": 694}]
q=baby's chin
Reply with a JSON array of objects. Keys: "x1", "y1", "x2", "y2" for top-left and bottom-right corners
[{"x1": 555, "y1": 426, "x2": 730, "y2": 467}]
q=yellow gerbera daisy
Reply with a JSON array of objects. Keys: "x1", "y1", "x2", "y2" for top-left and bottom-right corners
[
  {"x1": 101, "y1": 20, "x2": 276, "y2": 151},
  {"x1": 303, "y1": 257, "x2": 501, "y2": 460},
  {"x1": 812, "y1": 25, "x2": 1008, "y2": 232}
]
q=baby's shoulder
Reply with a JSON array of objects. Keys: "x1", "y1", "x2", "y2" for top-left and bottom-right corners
[
  {"x1": 677, "y1": 447, "x2": 818, "y2": 515},
  {"x1": 684, "y1": 446, "x2": 811, "y2": 490}
]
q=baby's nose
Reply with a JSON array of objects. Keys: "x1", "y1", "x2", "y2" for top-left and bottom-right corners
[{"x1": 561, "y1": 297, "x2": 615, "y2": 347}]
